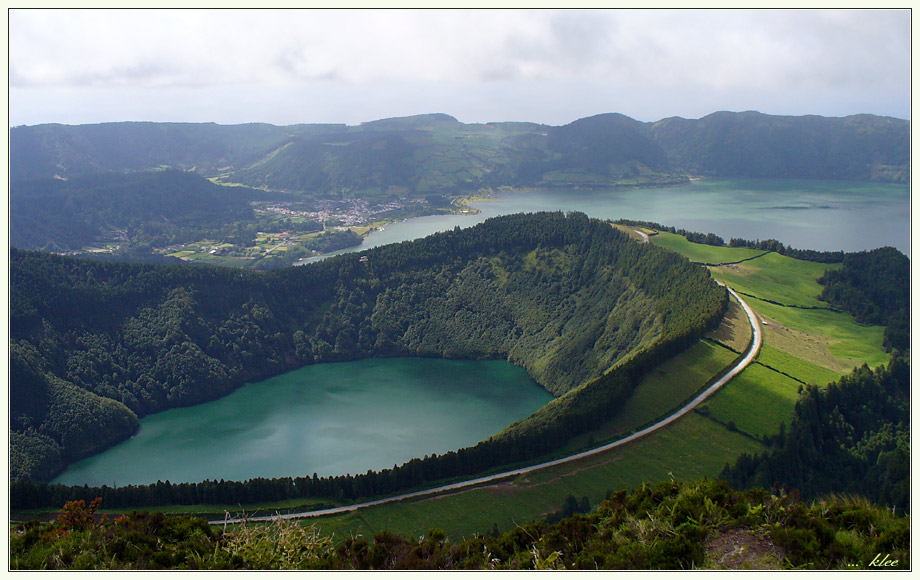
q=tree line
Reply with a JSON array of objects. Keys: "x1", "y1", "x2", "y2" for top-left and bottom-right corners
[
  {"x1": 817, "y1": 247, "x2": 909, "y2": 351},
  {"x1": 613, "y1": 218, "x2": 845, "y2": 263},
  {"x1": 721, "y1": 353, "x2": 910, "y2": 514}
]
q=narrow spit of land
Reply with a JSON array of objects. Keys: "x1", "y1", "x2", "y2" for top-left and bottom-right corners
[{"x1": 213, "y1": 285, "x2": 761, "y2": 526}]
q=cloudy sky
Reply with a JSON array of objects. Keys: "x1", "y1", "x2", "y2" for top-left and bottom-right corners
[{"x1": 8, "y1": 8, "x2": 912, "y2": 127}]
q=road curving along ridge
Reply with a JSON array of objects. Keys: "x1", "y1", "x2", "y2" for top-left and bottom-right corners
[{"x1": 214, "y1": 284, "x2": 761, "y2": 526}]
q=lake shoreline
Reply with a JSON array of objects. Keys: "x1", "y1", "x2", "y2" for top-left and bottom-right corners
[{"x1": 52, "y1": 358, "x2": 554, "y2": 487}]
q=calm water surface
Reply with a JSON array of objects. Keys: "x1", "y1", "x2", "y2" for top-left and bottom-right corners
[
  {"x1": 302, "y1": 178, "x2": 910, "y2": 263},
  {"x1": 54, "y1": 358, "x2": 552, "y2": 486}
]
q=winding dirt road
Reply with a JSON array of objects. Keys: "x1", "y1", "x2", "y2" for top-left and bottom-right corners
[
  {"x1": 631, "y1": 227, "x2": 650, "y2": 244},
  {"x1": 213, "y1": 284, "x2": 761, "y2": 526}
]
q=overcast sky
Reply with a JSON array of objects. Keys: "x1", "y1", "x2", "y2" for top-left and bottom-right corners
[{"x1": 8, "y1": 8, "x2": 912, "y2": 127}]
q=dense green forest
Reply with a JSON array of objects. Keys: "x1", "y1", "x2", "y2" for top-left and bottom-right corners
[
  {"x1": 817, "y1": 247, "x2": 910, "y2": 351},
  {"x1": 10, "y1": 478, "x2": 910, "y2": 570},
  {"x1": 722, "y1": 354, "x2": 910, "y2": 514},
  {"x1": 9, "y1": 169, "x2": 270, "y2": 252},
  {"x1": 10, "y1": 212, "x2": 726, "y2": 487}
]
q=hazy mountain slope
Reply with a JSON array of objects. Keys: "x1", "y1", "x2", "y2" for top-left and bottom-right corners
[
  {"x1": 12, "y1": 111, "x2": 906, "y2": 195},
  {"x1": 229, "y1": 129, "x2": 428, "y2": 193},
  {"x1": 650, "y1": 111, "x2": 909, "y2": 182},
  {"x1": 9, "y1": 121, "x2": 345, "y2": 181},
  {"x1": 10, "y1": 170, "x2": 261, "y2": 251}
]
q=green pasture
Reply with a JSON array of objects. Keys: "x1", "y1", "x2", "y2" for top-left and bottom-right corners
[
  {"x1": 593, "y1": 340, "x2": 738, "y2": 438},
  {"x1": 705, "y1": 296, "x2": 753, "y2": 353},
  {"x1": 653, "y1": 234, "x2": 886, "y2": 372},
  {"x1": 650, "y1": 232, "x2": 766, "y2": 264},
  {"x1": 557, "y1": 295, "x2": 750, "y2": 454},
  {"x1": 306, "y1": 413, "x2": 765, "y2": 542},
  {"x1": 709, "y1": 252, "x2": 840, "y2": 308},
  {"x1": 610, "y1": 223, "x2": 648, "y2": 243},
  {"x1": 749, "y1": 297, "x2": 887, "y2": 371},
  {"x1": 697, "y1": 364, "x2": 802, "y2": 440},
  {"x1": 755, "y1": 344, "x2": 843, "y2": 387}
]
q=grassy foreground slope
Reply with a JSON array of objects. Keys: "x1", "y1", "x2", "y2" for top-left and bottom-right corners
[{"x1": 11, "y1": 478, "x2": 910, "y2": 570}]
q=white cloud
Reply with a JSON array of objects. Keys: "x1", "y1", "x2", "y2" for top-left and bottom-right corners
[{"x1": 8, "y1": 8, "x2": 911, "y2": 125}]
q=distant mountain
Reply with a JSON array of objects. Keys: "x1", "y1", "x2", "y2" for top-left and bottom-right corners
[
  {"x1": 650, "y1": 111, "x2": 910, "y2": 182},
  {"x1": 8, "y1": 121, "x2": 344, "y2": 182},
  {"x1": 10, "y1": 170, "x2": 262, "y2": 251},
  {"x1": 10, "y1": 111, "x2": 909, "y2": 196}
]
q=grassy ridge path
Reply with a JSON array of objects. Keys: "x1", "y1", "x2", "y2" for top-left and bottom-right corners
[{"x1": 212, "y1": 285, "x2": 762, "y2": 526}]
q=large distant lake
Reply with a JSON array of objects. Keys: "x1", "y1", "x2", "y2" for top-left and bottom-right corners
[
  {"x1": 53, "y1": 358, "x2": 552, "y2": 487},
  {"x1": 302, "y1": 178, "x2": 910, "y2": 264}
]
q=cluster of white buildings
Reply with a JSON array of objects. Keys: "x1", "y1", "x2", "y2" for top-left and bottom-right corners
[{"x1": 253, "y1": 198, "x2": 406, "y2": 227}]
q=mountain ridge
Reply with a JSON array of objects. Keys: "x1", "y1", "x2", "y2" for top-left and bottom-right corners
[{"x1": 11, "y1": 110, "x2": 909, "y2": 188}]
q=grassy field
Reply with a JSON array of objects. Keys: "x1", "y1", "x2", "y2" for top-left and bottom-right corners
[
  {"x1": 650, "y1": 232, "x2": 767, "y2": 264},
  {"x1": 590, "y1": 341, "x2": 738, "y2": 437},
  {"x1": 306, "y1": 413, "x2": 766, "y2": 542},
  {"x1": 710, "y1": 252, "x2": 840, "y2": 308},
  {"x1": 751, "y1": 298, "x2": 887, "y2": 370},
  {"x1": 654, "y1": 234, "x2": 887, "y2": 374},
  {"x1": 704, "y1": 296, "x2": 753, "y2": 353},
  {"x1": 755, "y1": 343, "x2": 843, "y2": 387},
  {"x1": 697, "y1": 363, "x2": 803, "y2": 440},
  {"x1": 610, "y1": 223, "x2": 647, "y2": 242}
]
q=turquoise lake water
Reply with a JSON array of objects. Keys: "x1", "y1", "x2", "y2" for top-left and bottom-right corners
[{"x1": 53, "y1": 358, "x2": 553, "y2": 486}]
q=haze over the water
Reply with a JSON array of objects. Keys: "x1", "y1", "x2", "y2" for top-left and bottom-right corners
[{"x1": 9, "y1": 8, "x2": 910, "y2": 127}]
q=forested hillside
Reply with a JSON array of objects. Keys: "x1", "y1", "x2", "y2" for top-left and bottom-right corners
[
  {"x1": 10, "y1": 170, "x2": 266, "y2": 252},
  {"x1": 10, "y1": 212, "x2": 726, "y2": 483},
  {"x1": 8, "y1": 121, "x2": 343, "y2": 181},
  {"x1": 11, "y1": 111, "x2": 908, "y2": 194},
  {"x1": 650, "y1": 111, "x2": 909, "y2": 182},
  {"x1": 817, "y1": 247, "x2": 910, "y2": 351},
  {"x1": 723, "y1": 354, "x2": 910, "y2": 514}
]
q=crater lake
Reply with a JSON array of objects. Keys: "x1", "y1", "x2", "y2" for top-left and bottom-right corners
[{"x1": 53, "y1": 358, "x2": 553, "y2": 486}]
